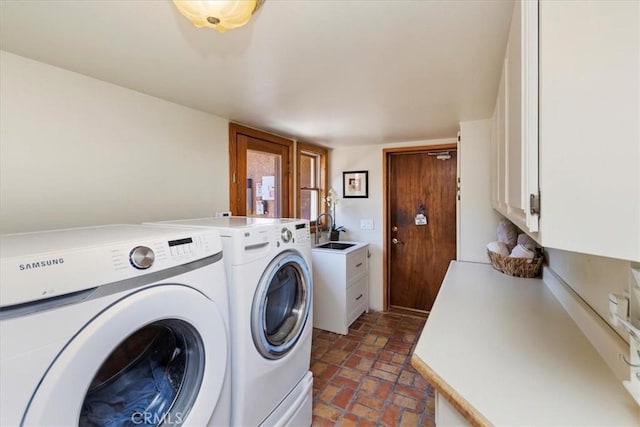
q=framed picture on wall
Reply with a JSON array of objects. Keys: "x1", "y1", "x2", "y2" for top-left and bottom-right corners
[{"x1": 343, "y1": 171, "x2": 368, "y2": 198}]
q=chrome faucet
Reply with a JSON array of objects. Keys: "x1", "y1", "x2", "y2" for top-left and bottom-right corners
[{"x1": 314, "y1": 212, "x2": 334, "y2": 245}]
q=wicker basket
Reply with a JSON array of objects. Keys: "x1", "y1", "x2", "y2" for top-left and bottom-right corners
[{"x1": 487, "y1": 249, "x2": 543, "y2": 278}]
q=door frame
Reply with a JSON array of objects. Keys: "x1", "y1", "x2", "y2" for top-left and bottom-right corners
[
  {"x1": 382, "y1": 143, "x2": 458, "y2": 312},
  {"x1": 229, "y1": 123, "x2": 294, "y2": 216}
]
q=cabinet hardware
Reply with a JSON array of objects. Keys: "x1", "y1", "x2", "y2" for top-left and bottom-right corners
[
  {"x1": 530, "y1": 192, "x2": 541, "y2": 216},
  {"x1": 355, "y1": 262, "x2": 363, "y2": 268},
  {"x1": 356, "y1": 294, "x2": 363, "y2": 301},
  {"x1": 619, "y1": 352, "x2": 640, "y2": 368}
]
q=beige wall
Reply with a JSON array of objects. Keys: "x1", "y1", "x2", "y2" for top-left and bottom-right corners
[{"x1": 0, "y1": 51, "x2": 230, "y2": 234}]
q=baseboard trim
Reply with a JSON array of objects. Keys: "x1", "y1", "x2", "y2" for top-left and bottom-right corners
[
  {"x1": 388, "y1": 305, "x2": 429, "y2": 319},
  {"x1": 543, "y1": 265, "x2": 630, "y2": 382}
]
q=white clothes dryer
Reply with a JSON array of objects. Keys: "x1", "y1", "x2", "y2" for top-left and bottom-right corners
[
  {"x1": 0, "y1": 224, "x2": 231, "y2": 427},
  {"x1": 148, "y1": 217, "x2": 313, "y2": 427}
]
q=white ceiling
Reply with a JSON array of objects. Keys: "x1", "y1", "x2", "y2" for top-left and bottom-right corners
[{"x1": 0, "y1": 0, "x2": 513, "y2": 147}]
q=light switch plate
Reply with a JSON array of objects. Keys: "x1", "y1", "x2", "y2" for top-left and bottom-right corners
[{"x1": 360, "y1": 219, "x2": 374, "y2": 230}]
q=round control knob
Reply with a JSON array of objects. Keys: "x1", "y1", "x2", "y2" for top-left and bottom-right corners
[
  {"x1": 129, "y1": 246, "x2": 155, "y2": 270},
  {"x1": 281, "y1": 227, "x2": 293, "y2": 243}
]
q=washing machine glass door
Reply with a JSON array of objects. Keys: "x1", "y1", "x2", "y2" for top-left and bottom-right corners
[
  {"x1": 252, "y1": 250, "x2": 312, "y2": 359},
  {"x1": 22, "y1": 284, "x2": 228, "y2": 427}
]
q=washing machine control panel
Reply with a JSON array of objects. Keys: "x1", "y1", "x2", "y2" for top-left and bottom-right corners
[
  {"x1": 112, "y1": 232, "x2": 220, "y2": 273},
  {"x1": 294, "y1": 222, "x2": 310, "y2": 243},
  {"x1": 163, "y1": 234, "x2": 218, "y2": 262},
  {"x1": 0, "y1": 227, "x2": 223, "y2": 308}
]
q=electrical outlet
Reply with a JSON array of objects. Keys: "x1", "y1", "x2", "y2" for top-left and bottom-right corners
[{"x1": 215, "y1": 211, "x2": 232, "y2": 217}]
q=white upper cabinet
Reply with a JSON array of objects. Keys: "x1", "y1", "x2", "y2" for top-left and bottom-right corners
[
  {"x1": 492, "y1": 0, "x2": 639, "y2": 261},
  {"x1": 539, "y1": 0, "x2": 639, "y2": 261},
  {"x1": 491, "y1": 0, "x2": 539, "y2": 234}
]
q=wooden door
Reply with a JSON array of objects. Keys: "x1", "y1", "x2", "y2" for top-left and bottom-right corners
[
  {"x1": 229, "y1": 123, "x2": 293, "y2": 217},
  {"x1": 387, "y1": 148, "x2": 457, "y2": 313}
]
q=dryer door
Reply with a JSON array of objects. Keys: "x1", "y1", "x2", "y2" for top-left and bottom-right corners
[
  {"x1": 22, "y1": 285, "x2": 227, "y2": 427},
  {"x1": 251, "y1": 250, "x2": 312, "y2": 359}
]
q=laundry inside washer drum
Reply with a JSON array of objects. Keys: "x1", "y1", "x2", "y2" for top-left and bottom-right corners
[{"x1": 79, "y1": 323, "x2": 191, "y2": 427}]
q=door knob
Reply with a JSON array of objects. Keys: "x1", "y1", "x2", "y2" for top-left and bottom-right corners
[{"x1": 392, "y1": 238, "x2": 403, "y2": 245}]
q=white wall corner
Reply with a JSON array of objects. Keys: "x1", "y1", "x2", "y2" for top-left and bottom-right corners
[{"x1": 458, "y1": 119, "x2": 501, "y2": 263}]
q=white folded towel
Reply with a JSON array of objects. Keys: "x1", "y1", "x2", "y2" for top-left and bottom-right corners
[
  {"x1": 510, "y1": 244, "x2": 535, "y2": 259},
  {"x1": 487, "y1": 241, "x2": 510, "y2": 256}
]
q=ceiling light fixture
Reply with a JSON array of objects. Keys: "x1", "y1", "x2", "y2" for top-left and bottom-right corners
[{"x1": 173, "y1": 0, "x2": 264, "y2": 33}]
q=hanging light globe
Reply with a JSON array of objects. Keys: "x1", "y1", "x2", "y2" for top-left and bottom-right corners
[{"x1": 173, "y1": 0, "x2": 264, "y2": 33}]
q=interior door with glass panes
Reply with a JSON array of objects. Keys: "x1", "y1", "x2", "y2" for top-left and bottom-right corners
[{"x1": 229, "y1": 123, "x2": 292, "y2": 217}]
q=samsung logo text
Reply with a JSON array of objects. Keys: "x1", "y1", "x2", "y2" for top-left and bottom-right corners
[{"x1": 19, "y1": 258, "x2": 65, "y2": 271}]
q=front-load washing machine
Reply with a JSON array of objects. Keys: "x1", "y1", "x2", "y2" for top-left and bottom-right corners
[
  {"x1": 0, "y1": 224, "x2": 231, "y2": 427},
  {"x1": 148, "y1": 217, "x2": 313, "y2": 427}
]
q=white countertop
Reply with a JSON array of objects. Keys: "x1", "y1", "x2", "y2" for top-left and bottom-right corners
[{"x1": 413, "y1": 261, "x2": 639, "y2": 426}]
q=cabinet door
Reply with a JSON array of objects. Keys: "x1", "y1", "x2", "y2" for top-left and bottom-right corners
[
  {"x1": 539, "y1": 1, "x2": 640, "y2": 261},
  {"x1": 490, "y1": 0, "x2": 540, "y2": 234},
  {"x1": 501, "y1": 0, "x2": 539, "y2": 234},
  {"x1": 521, "y1": 1, "x2": 539, "y2": 233}
]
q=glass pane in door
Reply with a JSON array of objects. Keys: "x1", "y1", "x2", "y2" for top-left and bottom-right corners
[
  {"x1": 247, "y1": 150, "x2": 282, "y2": 218},
  {"x1": 299, "y1": 153, "x2": 319, "y2": 221},
  {"x1": 300, "y1": 189, "x2": 318, "y2": 221}
]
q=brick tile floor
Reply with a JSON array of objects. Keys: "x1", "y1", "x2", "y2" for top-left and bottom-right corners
[{"x1": 311, "y1": 311, "x2": 436, "y2": 426}]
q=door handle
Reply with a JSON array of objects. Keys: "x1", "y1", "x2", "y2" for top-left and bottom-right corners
[{"x1": 392, "y1": 238, "x2": 403, "y2": 245}]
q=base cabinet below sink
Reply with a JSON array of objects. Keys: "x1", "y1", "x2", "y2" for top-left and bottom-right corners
[{"x1": 312, "y1": 244, "x2": 369, "y2": 334}]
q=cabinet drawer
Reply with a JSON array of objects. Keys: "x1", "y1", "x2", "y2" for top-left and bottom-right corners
[
  {"x1": 346, "y1": 248, "x2": 367, "y2": 280},
  {"x1": 346, "y1": 275, "x2": 368, "y2": 327}
]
